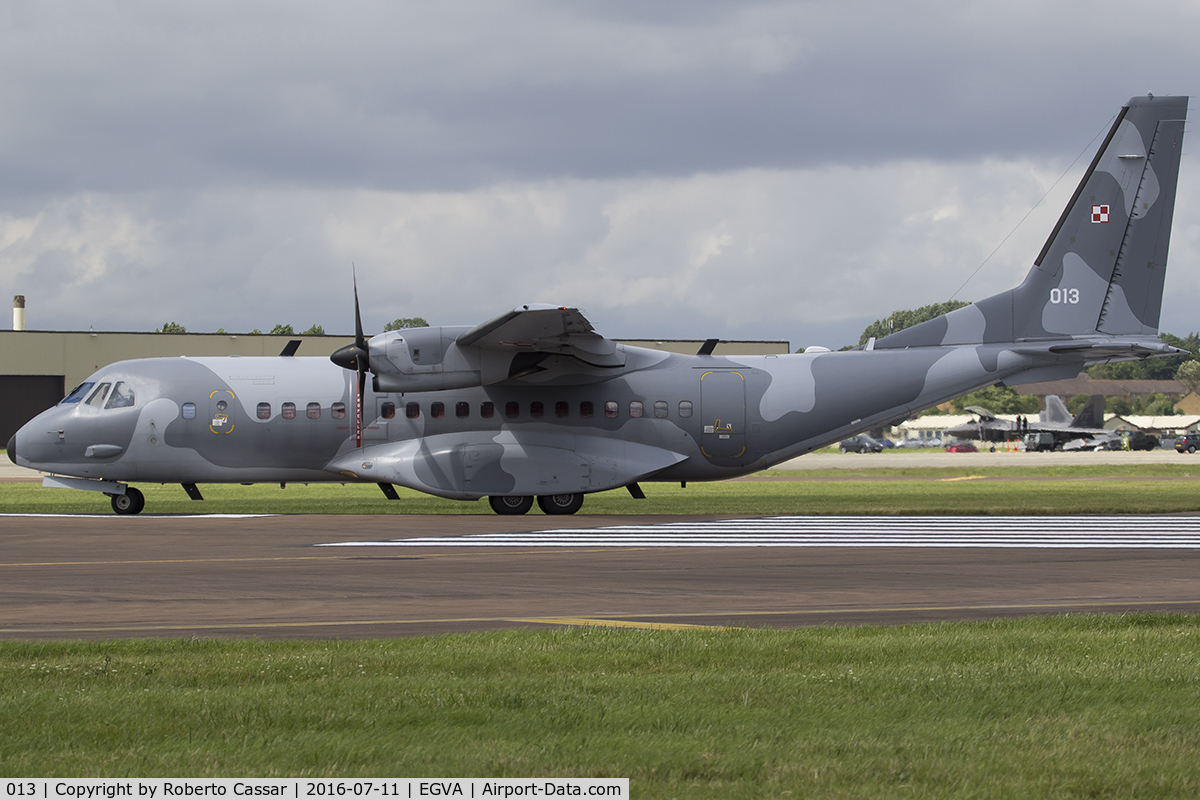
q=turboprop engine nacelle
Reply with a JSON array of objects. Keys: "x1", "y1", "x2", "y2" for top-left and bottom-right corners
[{"x1": 368, "y1": 326, "x2": 508, "y2": 393}]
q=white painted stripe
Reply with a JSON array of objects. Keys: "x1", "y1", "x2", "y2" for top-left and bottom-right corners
[{"x1": 316, "y1": 515, "x2": 1200, "y2": 549}]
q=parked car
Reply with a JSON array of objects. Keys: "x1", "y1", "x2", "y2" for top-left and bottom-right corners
[
  {"x1": 944, "y1": 440, "x2": 978, "y2": 453},
  {"x1": 1024, "y1": 432, "x2": 1057, "y2": 452},
  {"x1": 840, "y1": 434, "x2": 884, "y2": 453},
  {"x1": 1175, "y1": 433, "x2": 1200, "y2": 454},
  {"x1": 1126, "y1": 431, "x2": 1161, "y2": 451}
]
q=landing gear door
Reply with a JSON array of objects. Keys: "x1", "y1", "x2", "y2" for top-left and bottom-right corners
[{"x1": 700, "y1": 370, "x2": 746, "y2": 461}]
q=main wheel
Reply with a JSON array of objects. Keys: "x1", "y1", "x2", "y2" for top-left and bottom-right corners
[
  {"x1": 489, "y1": 495, "x2": 534, "y2": 515},
  {"x1": 110, "y1": 487, "x2": 145, "y2": 515},
  {"x1": 536, "y1": 493, "x2": 584, "y2": 515}
]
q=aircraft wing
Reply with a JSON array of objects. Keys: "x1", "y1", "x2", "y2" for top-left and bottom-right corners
[{"x1": 457, "y1": 305, "x2": 625, "y2": 368}]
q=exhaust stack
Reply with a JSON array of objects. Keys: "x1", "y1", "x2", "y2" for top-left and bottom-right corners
[{"x1": 13, "y1": 295, "x2": 24, "y2": 331}]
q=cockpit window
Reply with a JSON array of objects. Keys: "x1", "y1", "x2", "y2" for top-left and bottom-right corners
[
  {"x1": 85, "y1": 383, "x2": 112, "y2": 408},
  {"x1": 105, "y1": 382, "x2": 136, "y2": 409},
  {"x1": 61, "y1": 382, "x2": 95, "y2": 405}
]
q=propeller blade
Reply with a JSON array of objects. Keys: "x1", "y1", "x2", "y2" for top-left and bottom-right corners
[
  {"x1": 329, "y1": 265, "x2": 372, "y2": 449},
  {"x1": 353, "y1": 266, "x2": 365, "y2": 352},
  {"x1": 356, "y1": 361, "x2": 366, "y2": 449}
]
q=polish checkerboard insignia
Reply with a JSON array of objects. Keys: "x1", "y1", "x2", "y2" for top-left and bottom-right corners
[{"x1": 1091, "y1": 204, "x2": 1110, "y2": 223}]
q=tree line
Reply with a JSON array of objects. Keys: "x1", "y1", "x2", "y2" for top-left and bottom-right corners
[{"x1": 156, "y1": 318, "x2": 429, "y2": 335}]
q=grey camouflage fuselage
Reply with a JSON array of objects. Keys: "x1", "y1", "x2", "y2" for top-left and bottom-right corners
[{"x1": 8, "y1": 95, "x2": 1190, "y2": 510}]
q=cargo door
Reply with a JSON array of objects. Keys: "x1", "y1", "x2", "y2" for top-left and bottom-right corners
[{"x1": 700, "y1": 370, "x2": 746, "y2": 460}]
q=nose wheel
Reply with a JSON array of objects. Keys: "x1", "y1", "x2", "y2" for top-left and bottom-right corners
[{"x1": 109, "y1": 487, "x2": 146, "y2": 515}]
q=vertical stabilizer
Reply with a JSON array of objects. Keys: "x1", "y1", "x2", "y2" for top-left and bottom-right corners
[
  {"x1": 1069, "y1": 395, "x2": 1104, "y2": 428},
  {"x1": 1019, "y1": 94, "x2": 1188, "y2": 338},
  {"x1": 875, "y1": 95, "x2": 1188, "y2": 350}
]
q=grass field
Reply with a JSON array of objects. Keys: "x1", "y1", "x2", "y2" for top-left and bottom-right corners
[
  {"x1": 4, "y1": 463, "x2": 1200, "y2": 515},
  {"x1": 5, "y1": 466, "x2": 1200, "y2": 793},
  {"x1": 2, "y1": 616, "x2": 1198, "y2": 796}
]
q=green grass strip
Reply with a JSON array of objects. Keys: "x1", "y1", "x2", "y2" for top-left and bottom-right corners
[
  {"x1": 2, "y1": 616, "x2": 1199, "y2": 797},
  {"x1": 4, "y1": 464, "x2": 1200, "y2": 515}
]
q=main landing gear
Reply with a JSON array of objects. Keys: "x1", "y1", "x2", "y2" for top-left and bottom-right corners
[
  {"x1": 488, "y1": 493, "x2": 584, "y2": 515},
  {"x1": 109, "y1": 487, "x2": 145, "y2": 515}
]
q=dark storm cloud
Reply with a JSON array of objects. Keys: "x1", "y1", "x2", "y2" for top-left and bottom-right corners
[
  {"x1": 2, "y1": 0, "x2": 1194, "y2": 199},
  {"x1": 2, "y1": 0, "x2": 1199, "y2": 344}
]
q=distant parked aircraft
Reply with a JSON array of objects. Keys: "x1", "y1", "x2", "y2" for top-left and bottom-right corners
[{"x1": 943, "y1": 395, "x2": 1107, "y2": 446}]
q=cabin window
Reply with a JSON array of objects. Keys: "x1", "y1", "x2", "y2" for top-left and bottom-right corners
[
  {"x1": 431, "y1": 402, "x2": 445, "y2": 419},
  {"x1": 381, "y1": 402, "x2": 395, "y2": 419},
  {"x1": 629, "y1": 401, "x2": 644, "y2": 418},
  {"x1": 105, "y1": 382, "x2": 136, "y2": 410},
  {"x1": 282, "y1": 402, "x2": 296, "y2": 419},
  {"x1": 505, "y1": 401, "x2": 519, "y2": 419},
  {"x1": 331, "y1": 402, "x2": 346, "y2": 420},
  {"x1": 85, "y1": 382, "x2": 112, "y2": 408},
  {"x1": 678, "y1": 400, "x2": 693, "y2": 418},
  {"x1": 257, "y1": 402, "x2": 271, "y2": 420},
  {"x1": 530, "y1": 401, "x2": 544, "y2": 418},
  {"x1": 307, "y1": 402, "x2": 321, "y2": 419},
  {"x1": 456, "y1": 401, "x2": 470, "y2": 418},
  {"x1": 406, "y1": 402, "x2": 420, "y2": 419},
  {"x1": 555, "y1": 401, "x2": 569, "y2": 418},
  {"x1": 61, "y1": 382, "x2": 95, "y2": 405},
  {"x1": 481, "y1": 401, "x2": 495, "y2": 419},
  {"x1": 653, "y1": 400, "x2": 668, "y2": 418},
  {"x1": 182, "y1": 402, "x2": 196, "y2": 420},
  {"x1": 580, "y1": 401, "x2": 594, "y2": 418},
  {"x1": 604, "y1": 401, "x2": 618, "y2": 418}
]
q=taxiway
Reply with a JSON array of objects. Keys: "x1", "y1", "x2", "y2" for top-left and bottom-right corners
[{"x1": 2, "y1": 512, "x2": 1198, "y2": 639}]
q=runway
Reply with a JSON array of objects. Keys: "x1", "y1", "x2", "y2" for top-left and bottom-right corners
[{"x1": 2, "y1": 513, "x2": 1199, "y2": 640}]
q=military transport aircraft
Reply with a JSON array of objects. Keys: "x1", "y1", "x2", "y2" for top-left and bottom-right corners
[{"x1": 7, "y1": 94, "x2": 1191, "y2": 514}]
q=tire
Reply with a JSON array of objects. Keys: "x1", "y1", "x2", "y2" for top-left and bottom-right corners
[
  {"x1": 1189, "y1": 445, "x2": 1196, "y2": 454},
  {"x1": 489, "y1": 495, "x2": 533, "y2": 515},
  {"x1": 110, "y1": 487, "x2": 145, "y2": 515},
  {"x1": 536, "y1": 493, "x2": 584, "y2": 515}
]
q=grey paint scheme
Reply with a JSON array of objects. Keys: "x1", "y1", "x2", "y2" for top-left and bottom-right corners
[{"x1": 8, "y1": 96, "x2": 1191, "y2": 508}]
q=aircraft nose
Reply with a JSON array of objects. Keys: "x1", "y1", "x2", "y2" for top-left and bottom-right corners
[{"x1": 7, "y1": 434, "x2": 16, "y2": 465}]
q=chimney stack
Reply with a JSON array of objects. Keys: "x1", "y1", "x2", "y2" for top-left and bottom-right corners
[{"x1": 13, "y1": 295, "x2": 25, "y2": 331}]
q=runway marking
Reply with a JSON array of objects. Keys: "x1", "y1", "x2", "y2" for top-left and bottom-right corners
[
  {"x1": 316, "y1": 515, "x2": 1200, "y2": 549},
  {"x1": 509, "y1": 617, "x2": 737, "y2": 631},
  {"x1": 3, "y1": 598, "x2": 1199, "y2": 636}
]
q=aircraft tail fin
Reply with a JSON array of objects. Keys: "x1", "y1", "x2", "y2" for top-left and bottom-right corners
[
  {"x1": 1069, "y1": 395, "x2": 1105, "y2": 428},
  {"x1": 1041, "y1": 395, "x2": 1072, "y2": 425},
  {"x1": 876, "y1": 95, "x2": 1188, "y2": 349}
]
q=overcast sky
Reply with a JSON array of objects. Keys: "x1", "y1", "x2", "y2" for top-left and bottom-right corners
[{"x1": 3, "y1": 0, "x2": 1200, "y2": 350}]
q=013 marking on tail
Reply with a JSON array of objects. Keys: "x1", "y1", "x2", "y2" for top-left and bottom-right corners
[{"x1": 7, "y1": 95, "x2": 1190, "y2": 515}]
